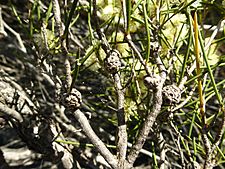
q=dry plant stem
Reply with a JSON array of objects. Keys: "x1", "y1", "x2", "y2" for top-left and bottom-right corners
[
  {"x1": 127, "y1": 48, "x2": 167, "y2": 166},
  {"x1": 212, "y1": 107, "x2": 225, "y2": 149},
  {"x1": 0, "y1": 7, "x2": 7, "y2": 36},
  {"x1": 64, "y1": 58, "x2": 72, "y2": 90},
  {"x1": 52, "y1": 0, "x2": 63, "y2": 36},
  {"x1": 73, "y1": 109, "x2": 119, "y2": 169},
  {"x1": 52, "y1": 0, "x2": 72, "y2": 90},
  {"x1": 0, "y1": 148, "x2": 10, "y2": 168},
  {"x1": 122, "y1": 0, "x2": 127, "y2": 31},
  {"x1": 204, "y1": 20, "x2": 225, "y2": 51},
  {"x1": 202, "y1": 20, "x2": 225, "y2": 167},
  {"x1": 204, "y1": 107, "x2": 225, "y2": 169},
  {"x1": 1, "y1": 147, "x2": 40, "y2": 166},
  {"x1": 171, "y1": 86, "x2": 195, "y2": 112},
  {"x1": 125, "y1": 34, "x2": 152, "y2": 76},
  {"x1": 127, "y1": 82, "x2": 164, "y2": 166},
  {"x1": 202, "y1": 23, "x2": 225, "y2": 32},
  {"x1": 113, "y1": 73, "x2": 127, "y2": 166},
  {"x1": 203, "y1": 162, "x2": 215, "y2": 169},
  {"x1": 0, "y1": 102, "x2": 23, "y2": 122},
  {"x1": 69, "y1": 30, "x2": 84, "y2": 49},
  {"x1": 159, "y1": 133, "x2": 166, "y2": 169},
  {"x1": 50, "y1": 124, "x2": 74, "y2": 169},
  {"x1": 2, "y1": 21, "x2": 26, "y2": 53},
  {"x1": 170, "y1": 121, "x2": 186, "y2": 169},
  {"x1": 92, "y1": 0, "x2": 110, "y2": 53},
  {"x1": 41, "y1": 23, "x2": 49, "y2": 51},
  {"x1": 92, "y1": 0, "x2": 128, "y2": 166},
  {"x1": 177, "y1": 138, "x2": 185, "y2": 169}
]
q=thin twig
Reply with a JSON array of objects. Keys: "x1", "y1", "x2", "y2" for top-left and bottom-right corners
[
  {"x1": 204, "y1": 20, "x2": 225, "y2": 51},
  {"x1": 113, "y1": 73, "x2": 127, "y2": 167},
  {"x1": 159, "y1": 132, "x2": 166, "y2": 169},
  {"x1": 125, "y1": 34, "x2": 152, "y2": 76},
  {"x1": 92, "y1": 0, "x2": 110, "y2": 53},
  {"x1": 212, "y1": 107, "x2": 225, "y2": 148},
  {"x1": 2, "y1": 21, "x2": 26, "y2": 53},
  {"x1": 73, "y1": 109, "x2": 119, "y2": 169},
  {"x1": 0, "y1": 7, "x2": 7, "y2": 36},
  {"x1": 52, "y1": 0, "x2": 72, "y2": 91},
  {"x1": 205, "y1": 107, "x2": 225, "y2": 169},
  {"x1": 52, "y1": 0, "x2": 63, "y2": 36},
  {"x1": 127, "y1": 81, "x2": 165, "y2": 166},
  {"x1": 171, "y1": 86, "x2": 195, "y2": 112},
  {"x1": 127, "y1": 40, "x2": 167, "y2": 167},
  {"x1": 0, "y1": 102, "x2": 23, "y2": 122},
  {"x1": 170, "y1": 121, "x2": 186, "y2": 169},
  {"x1": 92, "y1": 1, "x2": 128, "y2": 167}
]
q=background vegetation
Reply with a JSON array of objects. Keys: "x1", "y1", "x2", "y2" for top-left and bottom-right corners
[{"x1": 0, "y1": 0, "x2": 225, "y2": 168}]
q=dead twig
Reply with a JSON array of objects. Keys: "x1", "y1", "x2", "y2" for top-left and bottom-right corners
[
  {"x1": 0, "y1": 102, "x2": 23, "y2": 122},
  {"x1": 127, "y1": 40, "x2": 167, "y2": 167},
  {"x1": 92, "y1": 1, "x2": 128, "y2": 167},
  {"x1": 73, "y1": 109, "x2": 119, "y2": 169}
]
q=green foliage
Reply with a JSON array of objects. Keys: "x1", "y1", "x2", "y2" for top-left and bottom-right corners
[{"x1": 5, "y1": 0, "x2": 225, "y2": 168}]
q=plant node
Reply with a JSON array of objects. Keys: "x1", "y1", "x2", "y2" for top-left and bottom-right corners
[
  {"x1": 162, "y1": 84, "x2": 181, "y2": 105},
  {"x1": 61, "y1": 88, "x2": 82, "y2": 110},
  {"x1": 104, "y1": 49, "x2": 122, "y2": 74}
]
